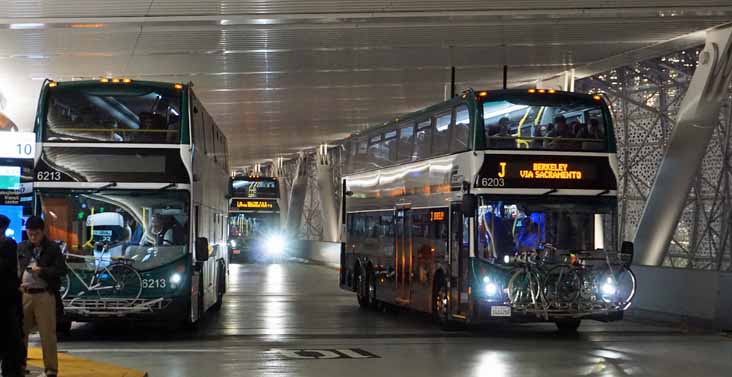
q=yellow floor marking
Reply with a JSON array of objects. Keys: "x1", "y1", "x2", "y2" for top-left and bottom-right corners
[{"x1": 27, "y1": 347, "x2": 147, "y2": 377}]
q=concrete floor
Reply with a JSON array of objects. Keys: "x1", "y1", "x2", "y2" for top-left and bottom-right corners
[{"x1": 50, "y1": 262, "x2": 732, "y2": 377}]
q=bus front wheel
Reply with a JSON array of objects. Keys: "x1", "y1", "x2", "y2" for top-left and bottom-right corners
[
  {"x1": 555, "y1": 319, "x2": 581, "y2": 333},
  {"x1": 433, "y1": 275, "x2": 457, "y2": 330}
]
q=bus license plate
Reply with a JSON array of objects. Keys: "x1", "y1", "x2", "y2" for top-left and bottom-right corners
[
  {"x1": 491, "y1": 306, "x2": 511, "y2": 317},
  {"x1": 233, "y1": 250, "x2": 240, "y2": 255}
]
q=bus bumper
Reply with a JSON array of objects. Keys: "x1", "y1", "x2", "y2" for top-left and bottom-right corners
[
  {"x1": 61, "y1": 295, "x2": 188, "y2": 322},
  {"x1": 472, "y1": 300, "x2": 624, "y2": 324}
]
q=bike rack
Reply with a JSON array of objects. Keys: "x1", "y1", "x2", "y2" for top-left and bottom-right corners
[{"x1": 63, "y1": 297, "x2": 168, "y2": 317}]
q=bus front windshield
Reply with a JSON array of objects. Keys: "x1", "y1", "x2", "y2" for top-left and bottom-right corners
[
  {"x1": 476, "y1": 197, "x2": 616, "y2": 262},
  {"x1": 229, "y1": 212, "x2": 279, "y2": 242},
  {"x1": 44, "y1": 85, "x2": 182, "y2": 143},
  {"x1": 38, "y1": 190, "x2": 189, "y2": 271},
  {"x1": 481, "y1": 94, "x2": 609, "y2": 151}
]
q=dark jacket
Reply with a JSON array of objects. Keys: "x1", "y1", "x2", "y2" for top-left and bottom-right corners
[
  {"x1": 0, "y1": 236, "x2": 19, "y2": 302},
  {"x1": 17, "y1": 237, "x2": 66, "y2": 293}
]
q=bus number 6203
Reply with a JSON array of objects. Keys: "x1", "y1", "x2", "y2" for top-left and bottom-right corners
[{"x1": 478, "y1": 177, "x2": 505, "y2": 187}]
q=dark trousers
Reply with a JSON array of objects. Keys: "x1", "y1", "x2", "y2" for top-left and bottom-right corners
[{"x1": 0, "y1": 297, "x2": 24, "y2": 377}]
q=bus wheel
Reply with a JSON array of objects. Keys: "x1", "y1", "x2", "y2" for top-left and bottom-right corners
[
  {"x1": 555, "y1": 319, "x2": 581, "y2": 334},
  {"x1": 367, "y1": 268, "x2": 377, "y2": 308},
  {"x1": 211, "y1": 263, "x2": 225, "y2": 311},
  {"x1": 356, "y1": 265, "x2": 369, "y2": 308},
  {"x1": 57, "y1": 319, "x2": 72, "y2": 334},
  {"x1": 433, "y1": 276, "x2": 457, "y2": 330}
]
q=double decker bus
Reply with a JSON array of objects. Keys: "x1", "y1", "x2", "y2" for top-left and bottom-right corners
[
  {"x1": 33, "y1": 79, "x2": 229, "y2": 330},
  {"x1": 340, "y1": 89, "x2": 635, "y2": 331},
  {"x1": 227, "y1": 175, "x2": 282, "y2": 262}
]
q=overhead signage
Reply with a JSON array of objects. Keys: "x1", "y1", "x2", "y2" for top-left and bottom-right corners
[
  {"x1": 475, "y1": 154, "x2": 617, "y2": 190},
  {"x1": 0, "y1": 132, "x2": 35, "y2": 159},
  {"x1": 230, "y1": 198, "x2": 279, "y2": 211}
]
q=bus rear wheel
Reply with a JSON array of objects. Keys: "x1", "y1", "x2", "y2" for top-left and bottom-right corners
[
  {"x1": 433, "y1": 276, "x2": 457, "y2": 330},
  {"x1": 356, "y1": 265, "x2": 369, "y2": 308}
]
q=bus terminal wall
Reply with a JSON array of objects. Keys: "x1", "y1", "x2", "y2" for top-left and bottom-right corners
[{"x1": 628, "y1": 265, "x2": 732, "y2": 330}]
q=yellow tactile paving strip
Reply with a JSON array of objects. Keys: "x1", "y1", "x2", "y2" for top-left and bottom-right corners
[{"x1": 27, "y1": 347, "x2": 147, "y2": 377}]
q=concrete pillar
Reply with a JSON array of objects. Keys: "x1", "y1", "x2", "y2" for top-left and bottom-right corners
[
  {"x1": 274, "y1": 157, "x2": 289, "y2": 229},
  {"x1": 634, "y1": 26, "x2": 732, "y2": 266},
  {"x1": 316, "y1": 144, "x2": 339, "y2": 242},
  {"x1": 286, "y1": 153, "x2": 308, "y2": 236}
]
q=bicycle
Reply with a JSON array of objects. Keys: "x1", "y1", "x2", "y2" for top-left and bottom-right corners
[
  {"x1": 507, "y1": 250, "x2": 548, "y2": 315},
  {"x1": 58, "y1": 242, "x2": 143, "y2": 301}
]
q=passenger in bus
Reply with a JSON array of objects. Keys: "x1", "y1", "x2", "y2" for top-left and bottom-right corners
[
  {"x1": 489, "y1": 117, "x2": 516, "y2": 149},
  {"x1": 149, "y1": 214, "x2": 186, "y2": 246},
  {"x1": 544, "y1": 115, "x2": 575, "y2": 149},
  {"x1": 138, "y1": 112, "x2": 167, "y2": 143},
  {"x1": 518, "y1": 222, "x2": 541, "y2": 251},
  {"x1": 531, "y1": 125, "x2": 545, "y2": 149},
  {"x1": 577, "y1": 118, "x2": 604, "y2": 139}
]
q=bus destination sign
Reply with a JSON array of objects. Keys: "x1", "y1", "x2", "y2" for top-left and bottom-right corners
[
  {"x1": 230, "y1": 198, "x2": 279, "y2": 210},
  {"x1": 474, "y1": 154, "x2": 616, "y2": 190}
]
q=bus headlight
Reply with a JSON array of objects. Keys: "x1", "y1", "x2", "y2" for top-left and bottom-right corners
[
  {"x1": 170, "y1": 273, "x2": 182, "y2": 285},
  {"x1": 601, "y1": 277, "x2": 617, "y2": 297},
  {"x1": 229, "y1": 240, "x2": 237, "y2": 248},
  {"x1": 265, "y1": 234, "x2": 286, "y2": 256},
  {"x1": 485, "y1": 282, "x2": 499, "y2": 297}
]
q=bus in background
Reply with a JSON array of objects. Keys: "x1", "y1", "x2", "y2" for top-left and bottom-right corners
[
  {"x1": 227, "y1": 175, "x2": 282, "y2": 262},
  {"x1": 33, "y1": 79, "x2": 229, "y2": 331},
  {"x1": 340, "y1": 89, "x2": 635, "y2": 332}
]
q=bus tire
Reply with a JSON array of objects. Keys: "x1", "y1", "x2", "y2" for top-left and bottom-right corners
[
  {"x1": 57, "y1": 319, "x2": 72, "y2": 334},
  {"x1": 433, "y1": 274, "x2": 457, "y2": 330},
  {"x1": 356, "y1": 264, "x2": 369, "y2": 308},
  {"x1": 366, "y1": 267, "x2": 377, "y2": 308},
  {"x1": 555, "y1": 319, "x2": 581, "y2": 333},
  {"x1": 211, "y1": 262, "x2": 225, "y2": 311}
]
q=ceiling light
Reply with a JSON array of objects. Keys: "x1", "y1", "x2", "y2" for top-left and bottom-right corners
[{"x1": 9, "y1": 23, "x2": 45, "y2": 30}]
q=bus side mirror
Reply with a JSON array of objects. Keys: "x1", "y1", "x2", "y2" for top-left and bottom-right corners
[
  {"x1": 461, "y1": 194, "x2": 477, "y2": 218},
  {"x1": 224, "y1": 194, "x2": 232, "y2": 199},
  {"x1": 195, "y1": 237, "x2": 209, "y2": 262},
  {"x1": 620, "y1": 241, "x2": 634, "y2": 266}
]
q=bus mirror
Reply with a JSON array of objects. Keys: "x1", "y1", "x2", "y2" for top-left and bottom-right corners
[
  {"x1": 224, "y1": 193, "x2": 232, "y2": 199},
  {"x1": 620, "y1": 241, "x2": 634, "y2": 265},
  {"x1": 195, "y1": 237, "x2": 209, "y2": 262},
  {"x1": 461, "y1": 194, "x2": 477, "y2": 218}
]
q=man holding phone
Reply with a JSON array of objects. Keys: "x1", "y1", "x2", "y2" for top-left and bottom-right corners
[{"x1": 17, "y1": 216, "x2": 65, "y2": 377}]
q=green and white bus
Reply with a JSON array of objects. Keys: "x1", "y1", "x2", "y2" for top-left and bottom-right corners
[
  {"x1": 33, "y1": 78, "x2": 229, "y2": 329},
  {"x1": 340, "y1": 89, "x2": 635, "y2": 331}
]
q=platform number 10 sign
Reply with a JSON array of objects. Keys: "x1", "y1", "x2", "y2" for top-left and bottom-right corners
[{"x1": 0, "y1": 132, "x2": 35, "y2": 159}]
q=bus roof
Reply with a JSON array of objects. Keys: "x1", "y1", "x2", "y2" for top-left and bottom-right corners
[{"x1": 43, "y1": 79, "x2": 187, "y2": 90}]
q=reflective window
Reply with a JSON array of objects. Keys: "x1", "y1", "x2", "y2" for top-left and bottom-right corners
[
  {"x1": 367, "y1": 134, "x2": 388, "y2": 168},
  {"x1": 482, "y1": 94, "x2": 609, "y2": 151},
  {"x1": 431, "y1": 112, "x2": 451, "y2": 156},
  {"x1": 40, "y1": 190, "x2": 189, "y2": 272},
  {"x1": 383, "y1": 130, "x2": 398, "y2": 162},
  {"x1": 45, "y1": 85, "x2": 182, "y2": 143},
  {"x1": 451, "y1": 105, "x2": 470, "y2": 152},
  {"x1": 476, "y1": 197, "x2": 617, "y2": 262},
  {"x1": 396, "y1": 123, "x2": 414, "y2": 161},
  {"x1": 413, "y1": 120, "x2": 432, "y2": 161}
]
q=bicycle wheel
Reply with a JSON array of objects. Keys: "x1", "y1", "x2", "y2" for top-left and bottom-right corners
[
  {"x1": 96, "y1": 263, "x2": 142, "y2": 300},
  {"x1": 543, "y1": 265, "x2": 580, "y2": 307},
  {"x1": 59, "y1": 274, "x2": 71, "y2": 299},
  {"x1": 597, "y1": 266, "x2": 636, "y2": 310},
  {"x1": 508, "y1": 270, "x2": 540, "y2": 306}
]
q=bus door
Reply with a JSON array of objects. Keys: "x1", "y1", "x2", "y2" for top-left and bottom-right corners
[
  {"x1": 394, "y1": 208, "x2": 412, "y2": 304},
  {"x1": 449, "y1": 204, "x2": 470, "y2": 317}
]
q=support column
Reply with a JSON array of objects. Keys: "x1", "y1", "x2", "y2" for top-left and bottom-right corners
[
  {"x1": 286, "y1": 153, "x2": 308, "y2": 236},
  {"x1": 634, "y1": 26, "x2": 732, "y2": 266},
  {"x1": 316, "y1": 144, "x2": 339, "y2": 242},
  {"x1": 274, "y1": 157, "x2": 289, "y2": 230}
]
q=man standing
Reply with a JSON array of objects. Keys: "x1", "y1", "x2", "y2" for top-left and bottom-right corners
[
  {"x1": 18, "y1": 216, "x2": 65, "y2": 377},
  {"x1": 0, "y1": 214, "x2": 23, "y2": 377}
]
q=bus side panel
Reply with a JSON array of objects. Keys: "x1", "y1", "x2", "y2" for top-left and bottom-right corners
[{"x1": 189, "y1": 90, "x2": 229, "y2": 315}]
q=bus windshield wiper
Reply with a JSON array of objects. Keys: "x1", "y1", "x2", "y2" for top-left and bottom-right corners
[
  {"x1": 542, "y1": 188, "x2": 558, "y2": 196},
  {"x1": 93, "y1": 182, "x2": 117, "y2": 193},
  {"x1": 158, "y1": 183, "x2": 177, "y2": 191}
]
